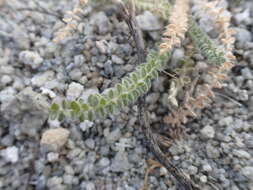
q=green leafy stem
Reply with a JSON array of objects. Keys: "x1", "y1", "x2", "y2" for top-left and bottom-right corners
[
  {"x1": 188, "y1": 16, "x2": 226, "y2": 66},
  {"x1": 50, "y1": 51, "x2": 170, "y2": 122}
]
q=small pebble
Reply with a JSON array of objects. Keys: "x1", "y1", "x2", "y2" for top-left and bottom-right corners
[
  {"x1": 201, "y1": 125, "x2": 215, "y2": 139},
  {"x1": 1, "y1": 146, "x2": 19, "y2": 163},
  {"x1": 41, "y1": 128, "x2": 70, "y2": 151},
  {"x1": 67, "y1": 82, "x2": 84, "y2": 99}
]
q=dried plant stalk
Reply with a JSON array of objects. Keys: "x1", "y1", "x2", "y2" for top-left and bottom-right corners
[
  {"x1": 160, "y1": 0, "x2": 189, "y2": 54},
  {"x1": 53, "y1": 0, "x2": 88, "y2": 43}
]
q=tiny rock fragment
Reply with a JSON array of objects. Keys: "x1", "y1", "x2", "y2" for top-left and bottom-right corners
[
  {"x1": 0, "y1": 146, "x2": 19, "y2": 163},
  {"x1": 41, "y1": 128, "x2": 70, "y2": 151}
]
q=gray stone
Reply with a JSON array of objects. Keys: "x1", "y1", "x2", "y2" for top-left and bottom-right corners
[
  {"x1": 160, "y1": 167, "x2": 168, "y2": 176},
  {"x1": 145, "y1": 93, "x2": 160, "y2": 104},
  {"x1": 1, "y1": 135, "x2": 14, "y2": 146},
  {"x1": 219, "y1": 116, "x2": 233, "y2": 127},
  {"x1": 201, "y1": 125, "x2": 215, "y2": 139},
  {"x1": 202, "y1": 164, "x2": 212, "y2": 172},
  {"x1": 206, "y1": 143, "x2": 220, "y2": 158},
  {"x1": 1, "y1": 75, "x2": 12, "y2": 85},
  {"x1": 31, "y1": 70, "x2": 55, "y2": 87},
  {"x1": 199, "y1": 17, "x2": 215, "y2": 34},
  {"x1": 200, "y1": 175, "x2": 207, "y2": 183},
  {"x1": 188, "y1": 165, "x2": 198, "y2": 175},
  {"x1": 107, "y1": 41, "x2": 119, "y2": 54},
  {"x1": 19, "y1": 50, "x2": 43, "y2": 69},
  {"x1": 12, "y1": 26, "x2": 30, "y2": 49},
  {"x1": 64, "y1": 165, "x2": 75, "y2": 175},
  {"x1": 69, "y1": 69, "x2": 83, "y2": 81},
  {"x1": 241, "y1": 166, "x2": 253, "y2": 179},
  {"x1": 0, "y1": 87, "x2": 16, "y2": 109},
  {"x1": 111, "y1": 151, "x2": 131, "y2": 172},
  {"x1": 196, "y1": 61, "x2": 208, "y2": 70},
  {"x1": 12, "y1": 78, "x2": 25, "y2": 91},
  {"x1": 238, "y1": 89, "x2": 249, "y2": 101},
  {"x1": 40, "y1": 87, "x2": 56, "y2": 99},
  {"x1": 111, "y1": 55, "x2": 124, "y2": 64},
  {"x1": 47, "y1": 152, "x2": 59, "y2": 162},
  {"x1": 104, "y1": 60, "x2": 114, "y2": 76},
  {"x1": 0, "y1": 146, "x2": 19, "y2": 163},
  {"x1": 36, "y1": 176, "x2": 47, "y2": 190},
  {"x1": 121, "y1": 44, "x2": 133, "y2": 55},
  {"x1": 236, "y1": 28, "x2": 252, "y2": 44},
  {"x1": 0, "y1": 65, "x2": 15, "y2": 75},
  {"x1": 66, "y1": 82, "x2": 84, "y2": 99},
  {"x1": 241, "y1": 67, "x2": 253, "y2": 79},
  {"x1": 1, "y1": 87, "x2": 49, "y2": 137},
  {"x1": 96, "y1": 40, "x2": 107, "y2": 54},
  {"x1": 90, "y1": 12, "x2": 111, "y2": 35},
  {"x1": 85, "y1": 138, "x2": 95, "y2": 149},
  {"x1": 63, "y1": 174, "x2": 73, "y2": 185},
  {"x1": 47, "y1": 176, "x2": 63, "y2": 188},
  {"x1": 171, "y1": 48, "x2": 185, "y2": 67},
  {"x1": 136, "y1": 11, "x2": 162, "y2": 40},
  {"x1": 136, "y1": 11, "x2": 162, "y2": 31},
  {"x1": 233, "y1": 150, "x2": 251, "y2": 159},
  {"x1": 104, "y1": 128, "x2": 121, "y2": 144},
  {"x1": 235, "y1": 76, "x2": 244, "y2": 87},
  {"x1": 79, "y1": 120, "x2": 94, "y2": 132},
  {"x1": 169, "y1": 142, "x2": 185, "y2": 155},
  {"x1": 98, "y1": 157, "x2": 110, "y2": 168},
  {"x1": 86, "y1": 182, "x2": 95, "y2": 190},
  {"x1": 74, "y1": 54, "x2": 86, "y2": 65},
  {"x1": 245, "y1": 79, "x2": 253, "y2": 90},
  {"x1": 84, "y1": 23, "x2": 94, "y2": 35},
  {"x1": 153, "y1": 77, "x2": 165, "y2": 92},
  {"x1": 125, "y1": 186, "x2": 135, "y2": 190},
  {"x1": 234, "y1": 8, "x2": 252, "y2": 25}
]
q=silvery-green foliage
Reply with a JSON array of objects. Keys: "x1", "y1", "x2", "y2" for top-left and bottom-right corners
[
  {"x1": 188, "y1": 16, "x2": 226, "y2": 66},
  {"x1": 50, "y1": 50, "x2": 170, "y2": 122}
]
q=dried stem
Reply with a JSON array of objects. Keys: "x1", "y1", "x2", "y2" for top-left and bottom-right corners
[{"x1": 140, "y1": 109, "x2": 200, "y2": 190}]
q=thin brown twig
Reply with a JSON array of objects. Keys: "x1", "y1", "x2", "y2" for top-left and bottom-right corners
[
  {"x1": 214, "y1": 91, "x2": 244, "y2": 107},
  {"x1": 115, "y1": 0, "x2": 146, "y2": 64},
  {"x1": 140, "y1": 109, "x2": 200, "y2": 190}
]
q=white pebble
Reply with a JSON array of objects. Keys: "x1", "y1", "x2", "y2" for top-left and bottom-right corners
[
  {"x1": 200, "y1": 175, "x2": 207, "y2": 183},
  {"x1": 203, "y1": 164, "x2": 212, "y2": 172},
  {"x1": 233, "y1": 150, "x2": 251, "y2": 159},
  {"x1": 241, "y1": 166, "x2": 253, "y2": 179},
  {"x1": 201, "y1": 125, "x2": 215, "y2": 139},
  {"x1": 80, "y1": 120, "x2": 94, "y2": 132},
  {"x1": 47, "y1": 152, "x2": 59, "y2": 162},
  {"x1": 67, "y1": 82, "x2": 84, "y2": 99},
  {"x1": 40, "y1": 87, "x2": 56, "y2": 98},
  {"x1": 19, "y1": 50, "x2": 43, "y2": 69},
  {"x1": 1, "y1": 75, "x2": 12, "y2": 85},
  {"x1": 1, "y1": 146, "x2": 19, "y2": 163},
  {"x1": 31, "y1": 71, "x2": 55, "y2": 87}
]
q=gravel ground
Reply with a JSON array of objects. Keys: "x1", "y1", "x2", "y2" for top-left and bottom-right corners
[{"x1": 0, "y1": 0, "x2": 253, "y2": 190}]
